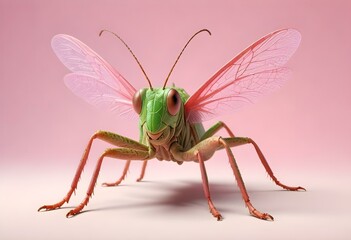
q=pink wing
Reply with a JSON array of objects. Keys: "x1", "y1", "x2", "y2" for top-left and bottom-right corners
[
  {"x1": 52, "y1": 34, "x2": 137, "y2": 117},
  {"x1": 185, "y1": 29, "x2": 301, "y2": 123}
]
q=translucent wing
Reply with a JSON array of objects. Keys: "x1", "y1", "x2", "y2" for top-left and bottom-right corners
[
  {"x1": 52, "y1": 34, "x2": 137, "y2": 117},
  {"x1": 185, "y1": 29, "x2": 301, "y2": 123}
]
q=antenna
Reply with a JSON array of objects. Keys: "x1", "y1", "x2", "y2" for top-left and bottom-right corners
[
  {"x1": 99, "y1": 29, "x2": 153, "y2": 90},
  {"x1": 163, "y1": 29, "x2": 211, "y2": 89}
]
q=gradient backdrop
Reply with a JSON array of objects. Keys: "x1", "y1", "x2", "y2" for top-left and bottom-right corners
[{"x1": 1, "y1": 0, "x2": 350, "y2": 239}]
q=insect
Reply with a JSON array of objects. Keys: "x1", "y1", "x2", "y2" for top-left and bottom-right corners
[{"x1": 38, "y1": 28, "x2": 305, "y2": 220}]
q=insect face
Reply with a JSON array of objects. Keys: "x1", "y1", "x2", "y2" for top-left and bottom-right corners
[{"x1": 135, "y1": 88, "x2": 183, "y2": 144}]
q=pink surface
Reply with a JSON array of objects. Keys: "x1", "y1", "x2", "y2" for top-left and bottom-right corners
[{"x1": 1, "y1": 0, "x2": 351, "y2": 239}]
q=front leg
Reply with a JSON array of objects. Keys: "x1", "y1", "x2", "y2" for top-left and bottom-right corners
[
  {"x1": 66, "y1": 147, "x2": 152, "y2": 217},
  {"x1": 38, "y1": 130, "x2": 149, "y2": 212},
  {"x1": 170, "y1": 138, "x2": 223, "y2": 220},
  {"x1": 170, "y1": 137, "x2": 273, "y2": 220}
]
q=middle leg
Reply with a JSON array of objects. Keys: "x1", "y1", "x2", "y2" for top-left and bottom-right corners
[
  {"x1": 102, "y1": 160, "x2": 131, "y2": 187},
  {"x1": 199, "y1": 122, "x2": 305, "y2": 191},
  {"x1": 100, "y1": 131, "x2": 149, "y2": 186},
  {"x1": 136, "y1": 160, "x2": 148, "y2": 182},
  {"x1": 200, "y1": 121, "x2": 235, "y2": 141},
  {"x1": 222, "y1": 137, "x2": 306, "y2": 191}
]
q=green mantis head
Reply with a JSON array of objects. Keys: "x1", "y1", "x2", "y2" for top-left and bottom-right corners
[
  {"x1": 133, "y1": 87, "x2": 188, "y2": 144},
  {"x1": 123, "y1": 29, "x2": 210, "y2": 144}
]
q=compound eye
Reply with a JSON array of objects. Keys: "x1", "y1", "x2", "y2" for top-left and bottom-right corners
[
  {"x1": 167, "y1": 89, "x2": 181, "y2": 116},
  {"x1": 132, "y1": 90, "x2": 143, "y2": 114}
]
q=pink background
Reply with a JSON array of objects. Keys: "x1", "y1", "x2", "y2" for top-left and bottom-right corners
[
  {"x1": 1, "y1": 0, "x2": 351, "y2": 169},
  {"x1": 1, "y1": 0, "x2": 351, "y2": 239}
]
